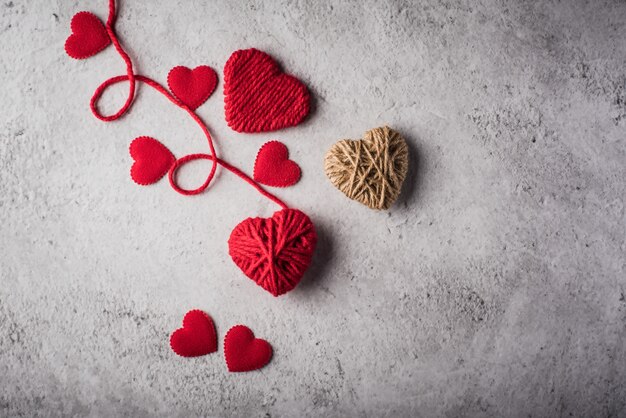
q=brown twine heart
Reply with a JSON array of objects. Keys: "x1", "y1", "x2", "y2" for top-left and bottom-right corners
[{"x1": 324, "y1": 126, "x2": 409, "y2": 210}]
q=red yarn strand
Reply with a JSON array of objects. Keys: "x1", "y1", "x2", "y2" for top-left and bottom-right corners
[{"x1": 87, "y1": 0, "x2": 287, "y2": 210}]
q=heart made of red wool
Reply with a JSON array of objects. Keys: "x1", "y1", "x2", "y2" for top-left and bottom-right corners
[
  {"x1": 129, "y1": 136, "x2": 176, "y2": 185},
  {"x1": 65, "y1": 12, "x2": 111, "y2": 60},
  {"x1": 228, "y1": 208, "x2": 317, "y2": 296},
  {"x1": 253, "y1": 141, "x2": 301, "y2": 187},
  {"x1": 167, "y1": 66, "x2": 218, "y2": 110},
  {"x1": 223, "y1": 48, "x2": 310, "y2": 133},
  {"x1": 224, "y1": 325, "x2": 272, "y2": 372},
  {"x1": 170, "y1": 310, "x2": 218, "y2": 357}
]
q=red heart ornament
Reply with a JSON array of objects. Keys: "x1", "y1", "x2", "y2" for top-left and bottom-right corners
[
  {"x1": 228, "y1": 209, "x2": 317, "y2": 296},
  {"x1": 167, "y1": 66, "x2": 218, "y2": 110},
  {"x1": 170, "y1": 310, "x2": 218, "y2": 357},
  {"x1": 224, "y1": 325, "x2": 272, "y2": 372},
  {"x1": 223, "y1": 48, "x2": 310, "y2": 133},
  {"x1": 253, "y1": 141, "x2": 301, "y2": 187},
  {"x1": 64, "y1": 12, "x2": 111, "y2": 60},
  {"x1": 129, "y1": 136, "x2": 176, "y2": 185}
]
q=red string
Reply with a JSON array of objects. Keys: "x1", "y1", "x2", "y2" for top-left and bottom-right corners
[
  {"x1": 89, "y1": 0, "x2": 288, "y2": 210},
  {"x1": 168, "y1": 154, "x2": 289, "y2": 209}
]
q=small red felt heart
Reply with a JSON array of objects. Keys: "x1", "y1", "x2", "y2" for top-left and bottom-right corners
[
  {"x1": 253, "y1": 141, "x2": 301, "y2": 188},
  {"x1": 129, "y1": 136, "x2": 176, "y2": 185},
  {"x1": 228, "y1": 209, "x2": 316, "y2": 296},
  {"x1": 167, "y1": 66, "x2": 218, "y2": 110},
  {"x1": 65, "y1": 12, "x2": 111, "y2": 60},
  {"x1": 223, "y1": 48, "x2": 310, "y2": 133},
  {"x1": 170, "y1": 310, "x2": 218, "y2": 357},
  {"x1": 224, "y1": 325, "x2": 272, "y2": 372}
]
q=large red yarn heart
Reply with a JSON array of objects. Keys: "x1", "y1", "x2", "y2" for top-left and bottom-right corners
[
  {"x1": 167, "y1": 66, "x2": 218, "y2": 110},
  {"x1": 64, "y1": 12, "x2": 111, "y2": 60},
  {"x1": 170, "y1": 310, "x2": 218, "y2": 357},
  {"x1": 253, "y1": 141, "x2": 301, "y2": 188},
  {"x1": 223, "y1": 48, "x2": 310, "y2": 133},
  {"x1": 228, "y1": 209, "x2": 317, "y2": 297},
  {"x1": 129, "y1": 136, "x2": 176, "y2": 185},
  {"x1": 224, "y1": 325, "x2": 272, "y2": 372}
]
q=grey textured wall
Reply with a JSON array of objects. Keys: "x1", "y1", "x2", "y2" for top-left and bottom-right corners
[{"x1": 1, "y1": 0, "x2": 625, "y2": 417}]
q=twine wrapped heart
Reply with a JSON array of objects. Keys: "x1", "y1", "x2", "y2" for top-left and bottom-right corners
[{"x1": 324, "y1": 126, "x2": 409, "y2": 210}]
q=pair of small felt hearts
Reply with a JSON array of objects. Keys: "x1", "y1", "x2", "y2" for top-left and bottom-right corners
[
  {"x1": 170, "y1": 310, "x2": 272, "y2": 372},
  {"x1": 129, "y1": 137, "x2": 301, "y2": 188}
]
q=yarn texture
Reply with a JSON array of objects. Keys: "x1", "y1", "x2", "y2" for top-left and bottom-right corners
[
  {"x1": 223, "y1": 48, "x2": 310, "y2": 133},
  {"x1": 228, "y1": 209, "x2": 317, "y2": 297},
  {"x1": 324, "y1": 126, "x2": 409, "y2": 210}
]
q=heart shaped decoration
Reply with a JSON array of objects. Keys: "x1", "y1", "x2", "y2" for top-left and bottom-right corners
[
  {"x1": 65, "y1": 12, "x2": 111, "y2": 60},
  {"x1": 253, "y1": 141, "x2": 301, "y2": 187},
  {"x1": 228, "y1": 209, "x2": 317, "y2": 297},
  {"x1": 170, "y1": 310, "x2": 218, "y2": 357},
  {"x1": 324, "y1": 126, "x2": 409, "y2": 210},
  {"x1": 167, "y1": 65, "x2": 218, "y2": 110},
  {"x1": 223, "y1": 48, "x2": 310, "y2": 133},
  {"x1": 224, "y1": 325, "x2": 272, "y2": 372},
  {"x1": 129, "y1": 136, "x2": 176, "y2": 185}
]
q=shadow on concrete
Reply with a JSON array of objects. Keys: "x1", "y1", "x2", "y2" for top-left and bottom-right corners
[
  {"x1": 395, "y1": 130, "x2": 425, "y2": 209},
  {"x1": 296, "y1": 216, "x2": 334, "y2": 293}
]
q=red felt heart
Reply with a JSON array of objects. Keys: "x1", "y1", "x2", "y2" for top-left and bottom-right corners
[
  {"x1": 170, "y1": 310, "x2": 218, "y2": 357},
  {"x1": 129, "y1": 136, "x2": 176, "y2": 185},
  {"x1": 167, "y1": 66, "x2": 218, "y2": 110},
  {"x1": 228, "y1": 209, "x2": 316, "y2": 296},
  {"x1": 64, "y1": 12, "x2": 111, "y2": 60},
  {"x1": 223, "y1": 48, "x2": 310, "y2": 133},
  {"x1": 253, "y1": 141, "x2": 301, "y2": 188},
  {"x1": 224, "y1": 325, "x2": 272, "y2": 372}
]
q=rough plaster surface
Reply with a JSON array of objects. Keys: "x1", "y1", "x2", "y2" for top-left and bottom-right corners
[{"x1": 1, "y1": 0, "x2": 625, "y2": 417}]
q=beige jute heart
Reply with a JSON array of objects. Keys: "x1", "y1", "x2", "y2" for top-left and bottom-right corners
[{"x1": 324, "y1": 126, "x2": 409, "y2": 210}]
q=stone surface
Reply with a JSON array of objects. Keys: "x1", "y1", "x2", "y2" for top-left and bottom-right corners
[{"x1": 1, "y1": 0, "x2": 625, "y2": 416}]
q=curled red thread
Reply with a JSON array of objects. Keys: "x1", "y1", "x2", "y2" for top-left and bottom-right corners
[{"x1": 87, "y1": 0, "x2": 287, "y2": 209}]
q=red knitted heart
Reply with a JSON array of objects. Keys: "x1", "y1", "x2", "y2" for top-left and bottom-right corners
[
  {"x1": 167, "y1": 66, "x2": 218, "y2": 110},
  {"x1": 224, "y1": 325, "x2": 272, "y2": 372},
  {"x1": 129, "y1": 136, "x2": 176, "y2": 185},
  {"x1": 170, "y1": 310, "x2": 218, "y2": 357},
  {"x1": 228, "y1": 209, "x2": 316, "y2": 296},
  {"x1": 223, "y1": 48, "x2": 310, "y2": 133},
  {"x1": 253, "y1": 141, "x2": 301, "y2": 188},
  {"x1": 65, "y1": 12, "x2": 111, "y2": 60}
]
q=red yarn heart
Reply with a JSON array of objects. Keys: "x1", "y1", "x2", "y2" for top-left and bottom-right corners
[
  {"x1": 253, "y1": 141, "x2": 301, "y2": 188},
  {"x1": 65, "y1": 12, "x2": 111, "y2": 60},
  {"x1": 170, "y1": 310, "x2": 218, "y2": 357},
  {"x1": 129, "y1": 136, "x2": 176, "y2": 185},
  {"x1": 228, "y1": 209, "x2": 316, "y2": 296},
  {"x1": 224, "y1": 325, "x2": 272, "y2": 372},
  {"x1": 223, "y1": 48, "x2": 310, "y2": 133},
  {"x1": 167, "y1": 66, "x2": 218, "y2": 110}
]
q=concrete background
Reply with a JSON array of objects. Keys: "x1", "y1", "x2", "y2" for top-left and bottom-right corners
[{"x1": 1, "y1": 0, "x2": 625, "y2": 416}]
